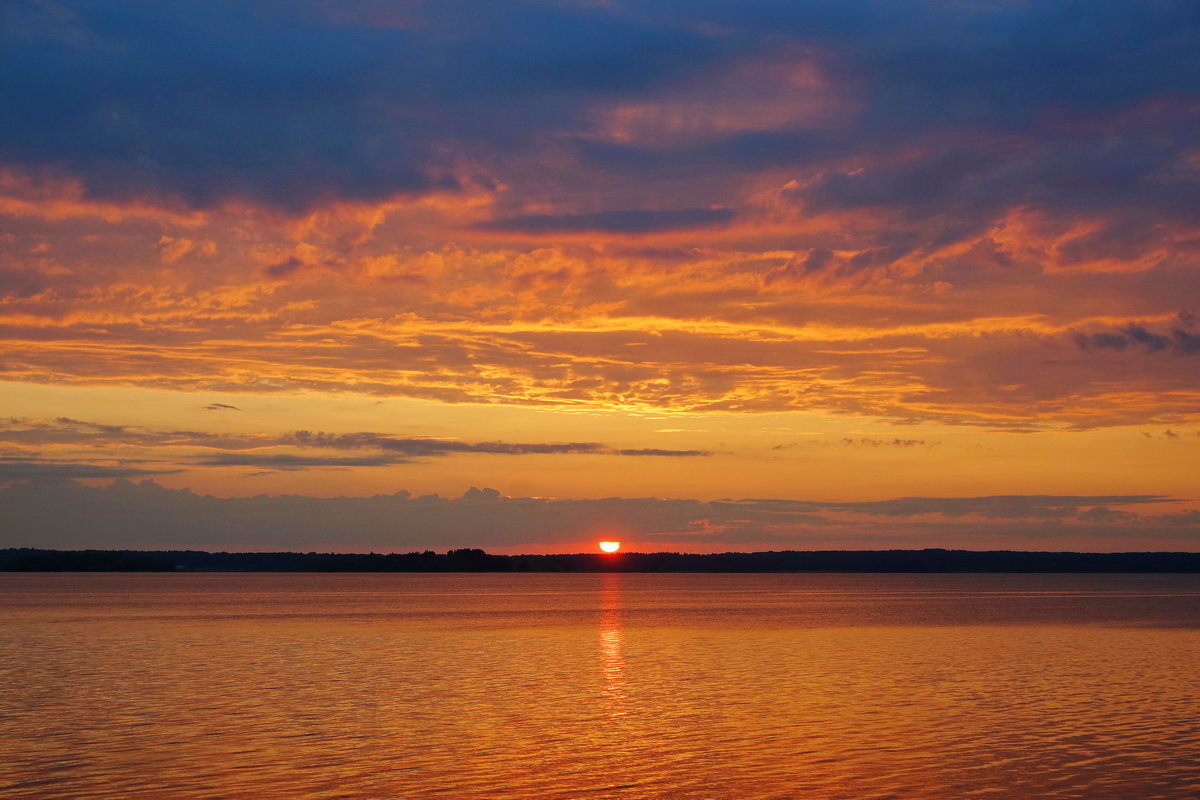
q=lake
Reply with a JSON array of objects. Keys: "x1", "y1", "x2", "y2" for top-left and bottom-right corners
[{"x1": 1, "y1": 572, "x2": 1197, "y2": 799}]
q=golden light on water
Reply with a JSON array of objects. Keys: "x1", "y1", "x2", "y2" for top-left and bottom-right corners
[
  {"x1": 598, "y1": 572, "x2": 626, "y2": 719},
  {"x1": 598, "y1": 541, "x2": 621, "y2": 553}
]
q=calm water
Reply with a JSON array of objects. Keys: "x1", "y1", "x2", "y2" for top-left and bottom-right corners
[{"x1": 1, "y1": 573, "x2": 1198, "y2": 799}]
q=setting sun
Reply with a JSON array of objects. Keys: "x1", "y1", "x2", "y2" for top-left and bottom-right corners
[{"x1": 598, "y1": 541, "x2": 621, "y2": 553}]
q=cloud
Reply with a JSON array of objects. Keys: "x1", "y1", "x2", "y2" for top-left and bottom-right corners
[
  {"x1": 204, "y1": 403, "x2": 241, "y2": 411},
  {"x1": 809, "y1": 495, "x2": 1179, "y2": 520},
  {"x1": 1076, "y1": 506, "x2": 1137, "y2": 524},
  {"x1": 0, "y1": 459, "x2": 177, "y2": 481},
  {"x1": 0, "y1": 1, "x2": 1197, "y2": 433},
  {"x1": 158, "y1": 236, "x2": 214, "y2": 263},
  {"x1": 196, "y1": 453, "x2": 408, "y2": 470},
  {"x1": 771, "y1": 437, "x2": 936, "y2": 450},
  {"x1": 0, "y1": 418, "x2": 274, "y2": 450},
  {"x1": 0, "y1": 480, "x2": 1191, "y2": 552},
  {"x1": 0, "y1": 418, "x2": 710, "y2": 476},
  {"x1": 281, "y1": 430, "x2": 707, "y2": 458},
  {"x1": 283, "y1": 431, "x2": 606, "y2": 456},
  {"x1": 5, "y1": 0, "x2": 1195, "y2": 219},
  {"x1": 1142, "y1": 429, "x2": 1199, "y2": 441},
  {"x1": 0, "y1": 1, "x2": 723, "y2": 211},
  {"x1": 2, "y1": 301, "x2": 1196, "y2": 427},
  {"x1": 196, "y1": 439, "x2": 710, "y2": 468},
  {"x1": 476, "y1": 208, "x2": 736, "y2": 235},
  {"x1": 1074, "y1": 323, "x2": 1200, "y2": 356},
  {"x1": 1176, "y1": 330, "x2": 1200, "y2": 354},
  {"x1": 839, "y1": 437, "x2": 933, "y2": 448}
]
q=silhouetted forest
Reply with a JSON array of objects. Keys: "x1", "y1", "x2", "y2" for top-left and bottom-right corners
[{"x1": 2, "y1": 547, "x2": 1198, "y2": 572}]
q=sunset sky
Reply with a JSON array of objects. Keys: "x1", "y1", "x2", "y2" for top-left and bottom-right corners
[{"x1": 1, "y1": 0, "x2": 1197, "y2": 553}]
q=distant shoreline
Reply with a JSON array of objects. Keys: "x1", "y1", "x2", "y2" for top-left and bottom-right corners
[{"x1": 2, "y1": 548, "x2": 1198, "y2": 573}]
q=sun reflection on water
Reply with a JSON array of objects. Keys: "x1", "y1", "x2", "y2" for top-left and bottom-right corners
[{"x1": 598, "y1": 572, "x2": 627, "y2": 718}]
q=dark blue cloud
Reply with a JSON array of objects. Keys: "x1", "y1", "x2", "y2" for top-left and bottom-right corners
[
  {"x1": 1075, "y1": 322, "x2": 1200, "y2": 356},
  {"x1": 630, "y1": 0, "x2": 1200, "y2": 124},
  {"x1": 1, "y1": 0, "x2": 1197, "y2": 216},
  {"x1": 476, "y1": 207, "x2": 735, "y2": 234},
  {"x1": 581, "y1": 1, "x2": 1200, "y2": 232},
  {"x1": 3, "y1": 2, "x2": 436, "y2": 209},
  {"x1": 0, "y1": 0, "x2": 721, "y2": 210},
  {"x1": 798, "y1": 126, "x2": 1200, "y2": 228}
]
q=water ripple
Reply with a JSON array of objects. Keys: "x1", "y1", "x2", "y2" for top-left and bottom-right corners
[{"x1": 1, "y1": 572, "x2": 1197, "y2": 799}]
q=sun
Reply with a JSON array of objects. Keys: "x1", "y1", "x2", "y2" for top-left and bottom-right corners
[{"x1": 598, "y1": 541, "x2": 621, "y2": 553}]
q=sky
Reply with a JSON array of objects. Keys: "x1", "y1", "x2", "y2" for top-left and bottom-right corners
[{"x1": 1, "y1": 0, "x2": 1198, "y2": 553}]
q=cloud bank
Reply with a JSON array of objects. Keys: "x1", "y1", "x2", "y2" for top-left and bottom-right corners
[{"x1": 1, "y1": 479, "x2": 1194, "y2": 553}]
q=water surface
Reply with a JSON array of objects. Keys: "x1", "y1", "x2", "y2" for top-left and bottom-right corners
[{"x1": 2, "y1": 572, "x2": 1197, "y2": 799}]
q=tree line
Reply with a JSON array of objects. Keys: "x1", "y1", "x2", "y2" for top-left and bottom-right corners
[{"x1": 2, "y1": 547, "x2": 1198, "y2": 572}]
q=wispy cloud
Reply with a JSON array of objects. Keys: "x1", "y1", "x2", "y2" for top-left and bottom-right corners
[
  {"x1": 0, "y1": 458, "x2": 178, "y2": 480},
  {"x1": 0, "y1": 418, "x2": 710, "y2": 479},
  {"x1": 197, "y1": 453, "x2": 410, "y2": 470}
]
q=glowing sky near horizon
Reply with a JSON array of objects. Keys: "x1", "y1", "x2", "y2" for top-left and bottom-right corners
[{"x1": 0, "y1": 0, "x2": 1197, "y2": 552}]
